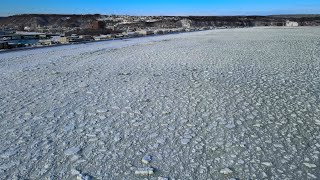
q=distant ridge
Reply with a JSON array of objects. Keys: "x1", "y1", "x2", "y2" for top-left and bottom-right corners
[
  {"x1": 0, "y1": 14, "x2": 319, "y2": 31},
  {"x1": 0, "y1": 14, "x2": 100, "y2": 29},
  {"x1": 268, "y1": 14, "x2": 320, "y2": 18}
]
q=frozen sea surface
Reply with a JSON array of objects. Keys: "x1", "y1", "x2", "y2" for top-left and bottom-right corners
[{"x1": 1, "y1": 27, "x2": 320, "y2": 179}]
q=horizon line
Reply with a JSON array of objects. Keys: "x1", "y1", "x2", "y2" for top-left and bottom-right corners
[{"x1": 1, "y1": 13, "x2": 320, "y2": 17}]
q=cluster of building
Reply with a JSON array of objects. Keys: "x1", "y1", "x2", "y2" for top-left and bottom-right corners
[
  {"x1": 0, "y1": 30, "x2": 52, "y2": 50},
  {"x1": 0, "y1": 25, "x2": 214, "y2": 51}
]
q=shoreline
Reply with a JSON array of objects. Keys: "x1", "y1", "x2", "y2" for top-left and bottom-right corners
[
  {"x1": 0, "y1": 27, "x2": 239, "y2": 54},
  {"x1": 0, "y1": 26, "x2": 315, "y2": 54},
  {"x1": 0, "y1": 30, "x2": 201, "y2": 54}
]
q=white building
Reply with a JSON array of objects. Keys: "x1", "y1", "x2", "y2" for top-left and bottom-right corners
[
  {"x1": 24, "y1": 26, "x2": 31, "y2": 31},
  {"x1": 135, "y1": 30, "x2": 154, "y2": 36},
  {"x1": 286, "y1": 21, "x2": 299, "y2": 27},
  {"x1": 181, "y1": 19, "x2": 192, "y2": 29}
]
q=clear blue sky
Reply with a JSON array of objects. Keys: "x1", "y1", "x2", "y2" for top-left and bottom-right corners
[{"x1": 1, "y1": 0, "x2": 320, "y2": 16}]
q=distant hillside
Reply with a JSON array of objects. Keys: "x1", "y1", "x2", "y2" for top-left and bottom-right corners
[
  {"x1": 185, "y1": 15, "x2": 320, "y2": 27},
  {"x1": 0, "y1": 14, "x2": 320, "y2": 32},
  {"x1": 268, "y1": 14, "x2": 320, "y2": 18},
  {"x1": 0, "y1": 14, "x2": 101, "y2": 29}
]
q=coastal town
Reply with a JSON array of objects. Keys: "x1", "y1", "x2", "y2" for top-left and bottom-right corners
[
  {"x1": 0, "y1": 15, "x2": 210, "y2": 50},
  {"x1": 0, "y1": 14, "x2": 313, "y2": 51}
]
